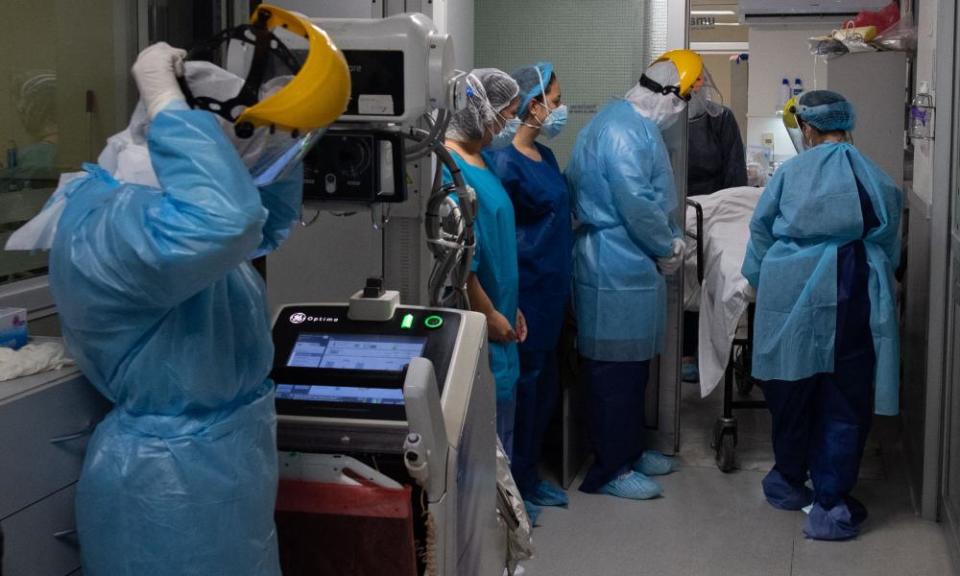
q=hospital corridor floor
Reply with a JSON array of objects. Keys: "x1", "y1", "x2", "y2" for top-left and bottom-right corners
[{"x1": 522, "y1": 384, "x2": 956, "y2": 576}]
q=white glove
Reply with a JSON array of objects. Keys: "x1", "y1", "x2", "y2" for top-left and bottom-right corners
[
  {"x1": 132, "y1": 42, "x2": 187, "y2": 120},
  {"x1": 657, "y1": 238, "x2": 686, "y2": 275}
]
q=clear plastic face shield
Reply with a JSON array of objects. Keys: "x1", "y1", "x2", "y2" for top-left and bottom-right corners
[
  {"x1": 786, "y1": 123, "x2": 807, "y2": 153},
  {"x1": 177, "y1": 13, "x2": 325, "y2": 186},
  {"x1": 688, "y1": 66, "x2": 723, "y2": 120},
  {"x1": 783, "y1": 96, "x2": 807, "y2": 153},
  {"x1": 250, "y1": 129, "x2": 322, "y2": 186}
]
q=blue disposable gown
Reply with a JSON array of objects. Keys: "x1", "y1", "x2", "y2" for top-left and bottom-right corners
[
  {"x1": 444, "y1": 151, "x2": 520, "y2": 400},
  {"x1": 485, "y1": 143, "x2": 572, "y2": 351},
  {"x1": 567, "y1": 99, "x2": 681, "y2": 361},
  {"x1": 742, "y1": 142, "x2": 901, "y2": 415},
  {"x1": 49, "y1": 104, "x2": 302, "y2": 576}
]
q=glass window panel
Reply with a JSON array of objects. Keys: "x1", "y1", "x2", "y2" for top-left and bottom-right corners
[
  {"x1": 0, "y1": 0, "x2": 239, "y2": 286},
  {"x1": 0, "y1": 0, "x2": 139, "y2": 284},
  {"x1": 474, "y1": 0, "x2": 667, "y2": 168}
]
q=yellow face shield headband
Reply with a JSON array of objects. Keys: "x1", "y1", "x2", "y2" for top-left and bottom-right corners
[{"x1": 176, "y1": 4, "x2": 350, "y2": 139}]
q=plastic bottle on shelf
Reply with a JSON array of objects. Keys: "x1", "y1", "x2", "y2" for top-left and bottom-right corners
[
  {"x1": 793, "y1": 78, "x2": 803, "y2": 97},
  {"x1": 910, "y1": 81, "x2": 934, "y2": 141},
  {"x1": 779, "y1": 78, "x2": 791, "y2": 110}
]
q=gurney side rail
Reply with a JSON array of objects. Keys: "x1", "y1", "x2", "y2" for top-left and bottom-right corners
[{"x1": 685, "y1": 198, "x2": 705, "y2": 285}]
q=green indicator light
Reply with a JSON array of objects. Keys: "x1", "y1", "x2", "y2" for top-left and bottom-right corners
[
  {"x1": 424, "y1": 315, "x2": 444, "y2": 329},
  {"x1": 401, "y1": 313, "x2": 415, "y2": 329}
]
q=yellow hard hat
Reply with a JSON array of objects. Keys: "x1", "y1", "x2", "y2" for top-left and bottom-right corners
[
  {"x1": 650, "y1": 49, "x2": 704, "y2": 98},
  {"x1": 236, "y1": 4, "x2": 351, "y2": 133}
]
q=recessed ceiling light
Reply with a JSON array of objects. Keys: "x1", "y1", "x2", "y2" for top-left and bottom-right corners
[{"x1": 690, "y1": 10, "x2": 736, "y2": 16}]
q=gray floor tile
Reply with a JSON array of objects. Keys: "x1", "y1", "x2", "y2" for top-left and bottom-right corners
[
  {"x1": 790, "y1": 466, "x2": 953, "y2": 576},
  {"x1": 523, "y1": 467, "x2": 794, "y2": 576},
  {"x1": 519, "y1": 377, "x2": 956, "y2": 576}
]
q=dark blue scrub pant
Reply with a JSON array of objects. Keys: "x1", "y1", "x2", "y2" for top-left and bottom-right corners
[
  {"x1": 762, "y1": 240, "x2": 875, "y2": 540},
  {"x1": 511, "y1": 348, "x2": 561, "y2": 497},
  {"x1": 579, "y1": 359, "x2": 650, "y2": 493}
]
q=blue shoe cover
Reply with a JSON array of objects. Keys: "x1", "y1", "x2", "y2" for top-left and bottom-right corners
[
  {"x1": 524, "y1": 500, "x2": 542, "y2": 526},
  {"x1": 762, "y1": 469, "x2": 813, "y2": 511},
  {"x1": 598, "y1": 471, "x2": 662, "y2": 500},
  {"x1": 682, "y1": 361, "x2": 700, "y2": 383},
  {"x1": 804, "y1": 501, "x2": 861, "y2": 541},
  {"x1": 633, "y1": 450, "x2": 677, "y2": 477},
  {"x1": 527, "y1": 480, "x2": 569, "y2": 507}
]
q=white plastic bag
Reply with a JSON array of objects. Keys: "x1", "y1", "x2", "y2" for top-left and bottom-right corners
[{"x1": 0, "y1": 340, "x2": 73, "y2": 382}]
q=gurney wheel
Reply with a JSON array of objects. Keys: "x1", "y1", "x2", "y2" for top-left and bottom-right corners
[{"x1": 717, "y1": 434, "x2": 736, "y2": 473}]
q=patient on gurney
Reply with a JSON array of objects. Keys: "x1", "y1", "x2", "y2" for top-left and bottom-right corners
[
  {"x1": 683, "y1": 79, "x2": 747, "y2": 383},
  {"x1": 683, "y1": 186, "x2": 762, "y2": 398}
]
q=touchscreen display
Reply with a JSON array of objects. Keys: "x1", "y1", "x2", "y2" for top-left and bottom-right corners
[
  {"x1": 286, "y1": 333, "x2": 427, "y2": 372},
  {"x1": 275, "y1": 384, "x2": 405, "y2": 405}
]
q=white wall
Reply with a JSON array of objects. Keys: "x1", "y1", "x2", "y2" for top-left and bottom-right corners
[
  {"x1": 746, "y1": 25, "x2": 832, "y2": 160},
  {"x1": 433, "y1": 0, "x2": 474, "y2": 71},
  {"x1": 912, "y1": 2, "x2": 937, "y2": 205},
  {"x1": 474, "y1": 0, "x2": 661, "y2": 167}
]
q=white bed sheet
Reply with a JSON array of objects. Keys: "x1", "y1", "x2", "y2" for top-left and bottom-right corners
[{"x1": 683, "y1": 186, "x2": 763, "y2": 398}]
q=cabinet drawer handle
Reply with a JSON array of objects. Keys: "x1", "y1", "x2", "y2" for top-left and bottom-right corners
[
  {"x1": 49, "y1": 423, "x2": 96, "y2": 444},
  {"x1": 53, "y1": 528, "x2": 79, "y2": 546}
]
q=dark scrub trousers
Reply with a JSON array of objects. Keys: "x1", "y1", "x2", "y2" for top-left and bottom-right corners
[
  {"x1": 579, "y1": 359, "x2": 650, "y2": 493},
  {"x1": 761, "y1": 178, "x2": 880, "y2": 540},
  {"x1": 512, "y1": 348, "x2": 562, "y2": 495},
  {"x1": 485, "y1": 143, "x2": 572, "y2": 498}
]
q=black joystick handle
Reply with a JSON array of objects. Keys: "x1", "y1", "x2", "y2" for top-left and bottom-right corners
[{"x1": 363, "y1": 277, "x2": 384, "y2": 298}]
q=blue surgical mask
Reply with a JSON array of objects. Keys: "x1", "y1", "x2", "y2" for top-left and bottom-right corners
[
  {"x1": 539, "y1": 104, "x2": 568, "y2": 139},
  {"x1": 489, "y1": 118, "x2": 520, "y2": 150},
  {"x1": 530, "y1": 65, "x2": 568, "y2": 139}
]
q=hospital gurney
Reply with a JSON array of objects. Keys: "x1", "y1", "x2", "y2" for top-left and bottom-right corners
[{"x1": 683, "y1": 186, "x2": 765, "y2": 472}]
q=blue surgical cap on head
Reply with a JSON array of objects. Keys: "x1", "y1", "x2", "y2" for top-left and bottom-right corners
[
  {"x1": 797, "y1": 90, "x2": 856, "y2": 132},
  {"x1": 512, "y1": 62, "x2": 554, "y2": 120}
]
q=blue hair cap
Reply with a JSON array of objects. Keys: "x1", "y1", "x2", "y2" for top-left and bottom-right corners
[
  {"x1": 797, "y1": 90, "x2": 856, "y2": 132},
  {"x1": 512, "y1": 62, "x2": 554, "y2": 120}
]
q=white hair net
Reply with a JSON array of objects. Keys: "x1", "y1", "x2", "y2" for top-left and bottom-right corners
[
  {"x1": 445, "y1": 68, "x2": 519, "y2": 142},
  {"x1": 98, "y1": 61, "x2": 293, "y2": 187},
  {"x1": 625, "y1": 60, "x2": 687, "y2": 129}
]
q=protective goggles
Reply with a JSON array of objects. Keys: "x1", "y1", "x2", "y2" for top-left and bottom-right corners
[
  {"x1": 176, "y1": 9, "x2": 303, "y2": 138},
  {"x1": 639, "y1": 74, "x2": 692, "y2": 102},
  {"x1": 174, "y1": 5, "x2": 348, "y2": 187}
]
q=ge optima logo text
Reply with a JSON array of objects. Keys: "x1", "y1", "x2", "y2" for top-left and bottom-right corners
[{"x1": 289, "y1": 313, "x2": 339, "y2": 325}]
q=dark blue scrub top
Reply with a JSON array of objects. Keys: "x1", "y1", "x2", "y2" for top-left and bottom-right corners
[{"x1": 485, "y1": 142, "x2": 573, "y2": 351}]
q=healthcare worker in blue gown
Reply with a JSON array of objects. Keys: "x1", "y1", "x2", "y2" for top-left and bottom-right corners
[
  {"x1": 567, "y1": 50, "x2": 702, "y2": 500},
  {"x1": 442, "y1": 69, "x2": 525, "y2": 457},
  {"x1": 4, "y1": 10, "x2": 351, "y2": 574},
  {"x1": 742, "y1": 90, "x2": 901, "y2": 541},
  {"x1": 486, "y1": 62, "x2": 573, "y2": 517}
]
